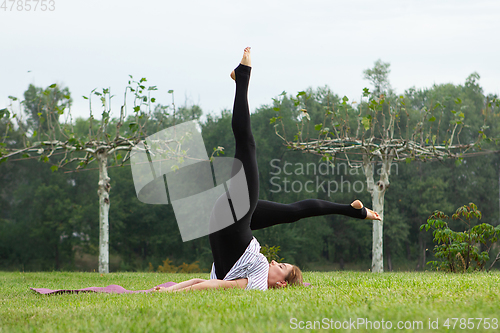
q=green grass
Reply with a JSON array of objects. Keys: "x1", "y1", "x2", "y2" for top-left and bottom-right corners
[{"x1": 1, "y1": 271, "x2": 499, "y2": 332}]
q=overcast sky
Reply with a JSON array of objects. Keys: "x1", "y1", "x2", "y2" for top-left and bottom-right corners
[{"x1": 1, "y1": 0, "x2": 499, "y2": 122}]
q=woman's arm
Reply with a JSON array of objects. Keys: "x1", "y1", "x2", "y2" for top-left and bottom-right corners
[
  {"x1": 156, "y1": 278, "x2": 207, "y2": 292},
  {"x1": 166, "y1": 278, "x2": 248, "y2": 292}
]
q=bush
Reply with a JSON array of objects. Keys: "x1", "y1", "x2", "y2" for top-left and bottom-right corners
[
  {"x1": 260, "y1": 244, "x2": 284, "y2": 263},
  {"x1": 420, "y1": 202, "x2": 500, "y2": 272},
  {"x1": 150, "y1": 258, "x2": 202, "y2": 273}
]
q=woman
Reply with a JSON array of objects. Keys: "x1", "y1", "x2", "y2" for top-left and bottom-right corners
[{"x1": 156, "y1": 47, "x2": 381, "y2": 293}]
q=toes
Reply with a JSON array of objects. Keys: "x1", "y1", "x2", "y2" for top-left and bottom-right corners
[{"x1": 365, "y1": 208, "x2": 381, "y2": 220}]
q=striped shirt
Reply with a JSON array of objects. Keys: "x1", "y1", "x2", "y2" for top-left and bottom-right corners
[{"x1": 210, "y1": 237, "x2": 269, "y2": 291}]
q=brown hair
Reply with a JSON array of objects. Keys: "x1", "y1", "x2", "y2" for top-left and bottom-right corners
[{"x1": 284, "y1": 265, "x2": 303, "y2": 287}]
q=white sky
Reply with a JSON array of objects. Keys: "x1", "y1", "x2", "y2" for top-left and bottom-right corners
[{"x1": 1, "y1": 0, "x2": 499, "y2": 122}]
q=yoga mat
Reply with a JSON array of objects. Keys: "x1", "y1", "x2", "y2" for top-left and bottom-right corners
[
  {"x1": 30, "y1": 282, "x2": 178, "y2": 295},
  {"x1": 30, "y1": 282, "x2": 311, "y2": 295}
]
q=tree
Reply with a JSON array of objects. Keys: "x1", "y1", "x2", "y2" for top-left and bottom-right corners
[
  {"x1": 0, "y1": 78, "x2": 170, "y2": 273},
  {"x1": 1, "y1": 78, "x2": 216, "y2": 273},
  {"x1": 270, "y1": 62, "x2": 487, "y2": 272},
  {"x1": 363, "y1": 59, "x2": 391, "y2": 97},
  {"x1": 23, "y1": 83, "x2": 72, "y2": 132}
]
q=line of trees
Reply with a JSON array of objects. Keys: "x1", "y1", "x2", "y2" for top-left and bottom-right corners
[
  {"x1": 1, "y1": 65, "x2": 499, "y2": 272},
  {"x1": 269, "y1": 61, "x2": 496, "y2": 272}
]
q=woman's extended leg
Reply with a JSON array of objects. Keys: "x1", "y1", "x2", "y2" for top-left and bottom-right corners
[
  {"x1": 250, "y1": 199, "x2": 380, "y2": 230},
  {"x1": 209, "y1": 47, "x2": 259, "y2": 279}
]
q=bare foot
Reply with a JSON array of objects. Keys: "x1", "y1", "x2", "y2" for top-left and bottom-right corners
[
  {"x1": 240, "y1": 47, "x2": 251, "y2": 66},
  {"x1": 230, "y1": 47, "x2": 252, "y2": 80},
  {"x1": 350, "y1": 200, "x2": 381, "y2": 220},
  {"x1": 366, "y1": 208, "x2": 381, "y2": 221}
]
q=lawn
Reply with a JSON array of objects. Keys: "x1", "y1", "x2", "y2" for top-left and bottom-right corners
[{"x1": 0, "y1": 271, "x2": 499, "y2": 332}]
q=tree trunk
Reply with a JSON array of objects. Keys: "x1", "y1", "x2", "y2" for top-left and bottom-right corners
[
  {"x1": 418, "y1": 235, "x2": 427, "y2": 270},
  {"x1": 423, "y1": 239, "x2": 426, "y2": 270},
  {"x1": 97, "y1": 150, "x2": 111, "y2": 274},
  {"x1": 55, "y1": 243, "x2": 60, "y2": 271},
  {"x1": 371, "y1": 187, "x2": 385, "y2": 273},
  {"x1": 387, "y1": 244, "x2": 392, "y2": 272},
  {"x1": 323, "y1": 236, "x2": 330, "y2": 261},
  {"x1": 417, "y1": 234, "x2": 423, "y2": 271},
  {"x1": 363, "y1": 149, "x2": 393, "y2": 273}
]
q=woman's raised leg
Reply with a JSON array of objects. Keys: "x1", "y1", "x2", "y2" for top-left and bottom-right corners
[
  {"x1": 250, "y1": 199, "x2": 381, "y2": 230},
  {"x1": 209, "y1": 47, "x2": 259, "y2": 279}
]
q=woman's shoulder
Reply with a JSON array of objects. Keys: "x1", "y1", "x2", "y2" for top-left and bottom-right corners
[{"x1": 246, "y1": 237, "x2": 262, "y2": 253}]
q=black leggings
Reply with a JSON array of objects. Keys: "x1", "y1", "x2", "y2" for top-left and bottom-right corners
[{"x1": 208, "y1": 64, "x2": 367, "y2": 279}]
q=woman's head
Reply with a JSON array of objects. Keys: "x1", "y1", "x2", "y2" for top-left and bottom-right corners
[
  {"x1": 267, "y1": 260, "x2": 303, "y2": 288},
  {"x1": 285, "y1": 264, "x2": 303, "y2": 286}
]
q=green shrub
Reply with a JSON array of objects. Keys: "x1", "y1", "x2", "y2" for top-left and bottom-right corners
[
  {"x1": 151, "y1": 258, "x2": 202, "y2": 273},
  {"x1": 260, "y1": 244, "x2": 284, "y2": 263},
  {"x1": 421, "y1": 202, "x2": 500, "y2": 272}
]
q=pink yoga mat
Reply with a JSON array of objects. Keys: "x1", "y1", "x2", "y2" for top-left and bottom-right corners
[
  {"x1": 30, "y1": 282, "x2": 311, "y2": 295},
  {"x1": 30, "y1": 282, "x2": 178, "y2": 295}
]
